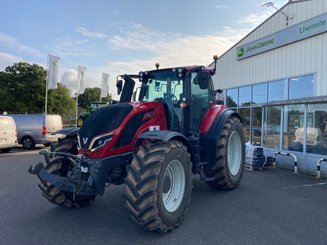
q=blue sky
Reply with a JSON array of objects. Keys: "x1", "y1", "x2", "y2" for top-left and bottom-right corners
[{"x1": 0, "y1": 0, "x2": 288, "y2": 95}]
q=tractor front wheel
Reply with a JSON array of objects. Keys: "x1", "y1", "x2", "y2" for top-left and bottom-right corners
[
  {"x1": 124, "y1": 140, "x2": 193, "y2": 232},
  {"x1": 38, "y1": 137, "x2": 96, "y2": 208},
  {"x1": 207, "y1": 117, "x2": 245, "y2": 190}
]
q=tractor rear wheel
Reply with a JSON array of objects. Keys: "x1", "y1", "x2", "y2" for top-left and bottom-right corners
[
  {"x1": 207, "y1": 117, "x2": 245, "y2": 190},
  {"x1": 124, "y1": 140, "x2": 193, "y2": 232},
  {"x1": 38, "y1": 137, "x2": 95, "y2": 208}
]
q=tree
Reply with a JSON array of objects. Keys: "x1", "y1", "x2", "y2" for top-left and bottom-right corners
[
  {"x1": 226, "y1": 96, "x2": 237, "y2": 108},
  {"x1": 78, "y1": 87, "x2": 101, "y2": 110},
  {"x1": 48, "y1": 83, "x2": 76, "y2": 115},
  {"x1": 0, "y1": 62, "x2": 46, "y2": 113},
  {"x1": 0, "y1": 62, "x2": 76, "y2": 116}
]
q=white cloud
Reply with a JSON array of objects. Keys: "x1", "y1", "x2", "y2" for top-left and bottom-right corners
[
  {"x1": 104, "y1": 24, "x2": 251, "y2": 99},
  {"x1": 0, "y1": 52, "x2": 22, "y2": 70},
  {"x1": 76, "y1": 27, "x2": 107, "y2": 39},
  {"x1": 107, "y1": 24, "x2": 249, "y2": 70},
  {"x1": 238, "y1": 11, "x2": 274, "y2": 27},
  {"x1": 54, "y1": 37, "x2": 99, "y2": 57},
  {"x1": 0, "y1": 32, "x2": 44, "y2": 57},
  {"x1": 215, "y1": 4, "x2": 229, "y2": 9},
  {"x1": 109, "y1": 23, "x2": 172, "y2": 54}
]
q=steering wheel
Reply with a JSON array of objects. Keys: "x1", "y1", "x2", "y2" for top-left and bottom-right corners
[{"x1": 164, "y1": 92, "x2": 178, "y2": 101}]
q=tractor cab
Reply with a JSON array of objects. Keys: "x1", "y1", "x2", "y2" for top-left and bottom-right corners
[{"x1": 117, "y1": 65, "x2": 216, "y2": 136}]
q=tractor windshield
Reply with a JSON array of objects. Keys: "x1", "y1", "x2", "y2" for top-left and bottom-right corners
[{"x1": 139, "y1": 69, "x2": 183, "y2": 103}]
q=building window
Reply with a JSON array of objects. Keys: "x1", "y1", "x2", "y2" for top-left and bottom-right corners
[
  {"x1": 253, "y1": 83, "x2": 267, "y2": 104},
  {"x1": 239, "y1": 86, "x2": 252, "y2": 107},
  {"x1": 283, "y1": 104, "x2": 305, "y2": 152},
  {"x1": 252, "y1": 107, "x2": 263, "y2": 145},
  {"x1": 306, "y1": 103, "x2": 327, "y2": 155},
  {"x1": 226, "y1": 88, "x2": 238, "y2": 108},
  {"x1": 239, "y1": 108, "x2": 250, "y2": 142},
  {"x1": 268, "y1": 79, "x2": 287, "y2": 102},
  {"x1": 289, "y1": 74, "x2": 315, "y2": 99},
  {"x1": 263, "y1": 106, "x2": 282, "y2": 149}
]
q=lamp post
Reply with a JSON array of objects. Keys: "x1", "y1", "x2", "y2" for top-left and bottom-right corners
[{"x1": 262, "y1": 2, "x2": 293, "y2": 26}]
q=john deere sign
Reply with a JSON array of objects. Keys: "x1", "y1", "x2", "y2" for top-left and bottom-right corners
[{"x1": 237, "y1": 13, "x2": 327, "y2": 60}]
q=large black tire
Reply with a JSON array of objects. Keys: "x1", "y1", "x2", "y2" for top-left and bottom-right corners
[
  {"x1": 124, "y1": 140, "x2": 193, "y2": 232},
  {"x1": 38, "y1": 137, "x2": 95, "y2": 208},
  {"x1": 22, "y1": 136, "x2": 35, "y2": 149},
  {"x1": 207, "y1": 117, "x2": 245, "y2": 190}
]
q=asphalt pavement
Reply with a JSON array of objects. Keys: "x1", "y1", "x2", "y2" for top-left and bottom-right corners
[{"x1": 0, "y1": 150, "x2": 326, "y2": 245}]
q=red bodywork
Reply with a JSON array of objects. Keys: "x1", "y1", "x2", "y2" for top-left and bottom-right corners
[
  {"x1": 199, "y1": 105, "x2": 226, "y2": 133},
  {"x1": 80, "y1": 101, "x2": 168, "y2": 159}
]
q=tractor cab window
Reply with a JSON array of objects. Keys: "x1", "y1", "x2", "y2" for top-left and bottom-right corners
[
  {"x1": 190, "y1": 72, "x2": 211, "y2": 131},
  {"x1": 139, "y1": 70, "x2": 183, "y2": 131},
  {"x1": 139, "y1": 70, "x2": 183, "y2": 104}
]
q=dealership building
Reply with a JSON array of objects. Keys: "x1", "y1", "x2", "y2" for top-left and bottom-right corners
[{"x1": 212, "y1": 0, "x2": 327, "y2": 175}]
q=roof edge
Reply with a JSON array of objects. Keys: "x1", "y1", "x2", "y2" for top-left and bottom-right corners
[{"x1": 209, "y1": 1, "x2": 293, "y2": 66}]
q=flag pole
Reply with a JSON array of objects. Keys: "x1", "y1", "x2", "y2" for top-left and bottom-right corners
[
  {"x1": 76, "y1": 92, "x2": 78, "y2": 126},
  {"x1": 45, "y1": 55, "x2": 49, "y2": 115},
  {"x1": 76, "y1": 66, "x2": 79, "y2": 126}
]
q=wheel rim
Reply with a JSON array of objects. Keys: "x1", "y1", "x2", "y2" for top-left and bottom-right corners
[
  {"x1": 162, "y1": 159, "x2": 185, "y2": 213},
  {"x1": 24, "y1": 138, "x2": 32, "y2": 149},
  {"x1": 227, "y1": 131, "x2": 242, "y2": 176}
]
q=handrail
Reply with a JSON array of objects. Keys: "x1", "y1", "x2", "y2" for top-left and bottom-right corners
[
  {"x1": 316, "y1": 158, "x2": 327, "y2": 178},
  {"x1": 273, "y1": 151, "x2": 298, "y2": 173}
]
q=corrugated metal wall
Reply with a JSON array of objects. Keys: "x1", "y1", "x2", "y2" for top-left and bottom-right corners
[{"x1": 213, "y1": 0, "x2": 327, "y2": 96}]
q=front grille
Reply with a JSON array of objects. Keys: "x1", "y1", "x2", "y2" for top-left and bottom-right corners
[{"x1": 79, "y1": 103, "x2": 133, "y2": 149}]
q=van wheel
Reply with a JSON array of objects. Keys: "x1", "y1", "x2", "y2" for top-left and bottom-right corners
[{"x1": 22, "y1": 136, "x2": 35, "y2": 149}]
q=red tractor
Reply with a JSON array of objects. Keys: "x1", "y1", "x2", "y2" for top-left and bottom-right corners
[{"x1": 29, "y1": 57, "x2": 245, "y2": 232}]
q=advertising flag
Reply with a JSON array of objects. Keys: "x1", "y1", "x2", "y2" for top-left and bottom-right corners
[
  {"x1": 47, "y1": 54, "x2": 60, "y2": 89},
  {"x1": 101, "y1": 73, "x2": 110, "y2": 97},
  {"x1": 77, "y1": 65, "x2": 86, "y2": 94}
]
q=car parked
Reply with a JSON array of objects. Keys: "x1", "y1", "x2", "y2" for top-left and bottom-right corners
[
  {"x1": 0, "y1": 116, "x2": 17, "y2": 153},
  {"x1": 4, "y1": 114, "x2": 63, "y2": 149}
]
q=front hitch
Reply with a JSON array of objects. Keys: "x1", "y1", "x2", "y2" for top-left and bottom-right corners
[
  {"x1": 28, "y1": 162, "x2": 77, "y2": 192},
  {"x1": 28, "y1": 149, "x2": 86, "y2": 193}
]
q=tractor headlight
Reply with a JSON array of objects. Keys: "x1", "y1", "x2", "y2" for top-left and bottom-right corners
[
  {"x1": 139, "y1": 72, "x2": 144, "y2": 82},
  {"x1": 89, "y1": 133, "x2": 113, "y2": 151},
  {"x1": 77, "y1": 134, "x2": 81, "y2": 150},
  {"x1": 177, "y1": 67, "x2": 183, "y2": 78}
]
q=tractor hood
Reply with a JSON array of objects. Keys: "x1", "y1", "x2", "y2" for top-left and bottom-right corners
[{"x1": 79, "y1": 103, "x2": 133, "y2": 149}]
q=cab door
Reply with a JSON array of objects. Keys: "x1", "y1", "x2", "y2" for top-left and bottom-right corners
[{"x1": 189, "y1": 72, "x2": 213, "y2": 133}]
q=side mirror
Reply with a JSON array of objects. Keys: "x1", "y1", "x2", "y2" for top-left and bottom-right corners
[
  {"x1": 197, "y1": 71, "x2": 210, "y2": 89},
  {"x1": 116, "y1": 80, "x2": 123, "y2": 95}
]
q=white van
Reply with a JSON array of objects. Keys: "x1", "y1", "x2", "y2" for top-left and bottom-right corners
[
  {"x1": 5, "y1": 114, "x2": 63, "y2": 149},
  {"x1": 0, "y1": 116, "x2": 17, "y2": 153}
]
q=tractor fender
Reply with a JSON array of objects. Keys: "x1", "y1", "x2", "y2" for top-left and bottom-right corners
[
  {"x1": 199, "y1": 109, "x2": 242, "y2": 169},
  {"x1": 53, "y1": 127, "x2": 80, "y2": 137},
  {"x1": 208, "y1": 109, "x2": 242, "y2": 138},
  {"x1": 138, "y1": 130, "x2": 191, "y2": 150}
]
